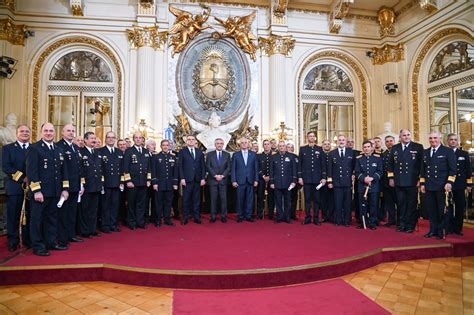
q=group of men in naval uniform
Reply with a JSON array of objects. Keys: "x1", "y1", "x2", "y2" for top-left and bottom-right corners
[{"x1": 2, "y1": 122, "x2": 473, "y2": 255}]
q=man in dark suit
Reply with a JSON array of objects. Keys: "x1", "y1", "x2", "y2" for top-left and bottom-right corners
[
  {"x1": 446, "y1": 133, "x2": 472, "y2": 236},
  {"x1": 381, "y1": 135, "x2": 397, "y2": 227},
  {"x1": 2, "y1": 124, "x2": 30, "y2": 252},
  {"x1": 327, "y1": 135, "x2": 354, "y2": 227},
  {"x1": 298, "y1": 131, "x2": 327, "y2": 225},
  {"x1": 206, "y1": 138, "x2": 231, "y2": 223},
  {"x1": 123, "y1": 132, "x2": 151, "y2": 229},
  {"x1": 270, "y1": 141, "x2": 297, "y2": 223},
  {"x1": 320, "y1": 139, "x2": 334, "y2": 222},
  {"x1": 55, "y1": 124, "x2": 83, "y2": 247},
  {"x1": 286, "y1": 143, "x2": 300, "y2": 220},
  {"x1": 420, "y1": 131, "x2": 457, "y2": 239},
  {"x1": 79, "y1": 132, "x2": 103, "y2": 238},
  {"x1": 355, "y1": 141, "x2": 384, "y2": 230},
  {"x1": 26, "y1": 122, "x2": 69, "y2": 256},
  {"x1": 257, "y1": 139, "x2": 275, "y2": 220},
  {"x1": 178, "y1": 135, "x2": 206, "y2": 224},
  {"x1": 387, "y1": 129, "x2": 424, "y2": 233},
  {"x1": 232, "y1": 137, "x2": 258, "y2": 222},
  {"x1": 347, "y1": 137, "x2": 361, "y2": 223},
  {"x1": 97, "y1": 131, "x2": 124, "y2": 233}
]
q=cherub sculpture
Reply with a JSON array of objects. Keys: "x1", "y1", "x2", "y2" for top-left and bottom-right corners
[
  {"x1": 215, "y1": 12, "x2": 257, "y2": 61},
  {"x1": 168, "y1": 4, "x2": 211, "y2": 57}
]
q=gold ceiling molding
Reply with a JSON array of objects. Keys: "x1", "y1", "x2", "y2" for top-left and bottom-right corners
[
  {"x1": 371, "y1": 43, "x2": 404, "y2": 65},
  {"x1": 127, "y1": 25, "x2": 168, "y2": 50},
  {"x1": 32, "y1": 37, "x2": 123, "y2": 140},
  {"x1": 273, "y1": 0, "x2": 288, "y2": 18},
  {"x1": 395, "y1": 0, "x2": 417, "y2": 16},
  {"x1": 0, "y1": 0, "x2": 14, "y2": 11},
  {"x1": 419, "y1": 0, "x2": 438, "y2": 13},
  {"x1": 70, "y1": 0, "x2": 84, "y2": 16},
  {"x1": 0, "y1": 18, "x2": 27, "y2": 45},
  {"x1": 329, "y1": 0, "x2": 353, "y2": 34},
  {"x1": 377, "y1": 6, "x2": 395, "y2": 37},
  {"x1": 411, "y1": 28, "x2": 472, "y2": 141},
  {"x1": 258, "y1": 33, "x2": 295, "y2": 57},
  {"x1": 297, "y1": 51, "x2": 368, "y2": 145}
]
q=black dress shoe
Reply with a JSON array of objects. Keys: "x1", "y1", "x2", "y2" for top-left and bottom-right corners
[
  {"x1": 276, "y1": 219, "x2": 282, "y2": 223},
  {"x1": 112, "y1": 227, "x2": 122, "y2": 232},
  {"x1": 356, "y1": 225, "x2": 364, "y2": 229},
  {"x1": 257, "y1": 215, "x2": 263, "y2": 220},
  {"x1": 183, "y1": 219, "x2": 189, "y2": 225},
  {"x1": 129, "y1": 226, "x2": 137, "y2": 231},
  {"x1": 155, "y1": 223, "x2": 161, "y2": 228},
  {"x1": 436, "y1": 235, "x2": 445, "y2": 240},
  {"x1": 137, "y1": 225, "x2": 146, "y2": 229},
  {"x1": 302, "y1": 219, "x2": 311, "y2": 225},
  {"x1": 424, "y1": 232, "x2": 434, "y2": 238},
  {"x1": 286, "y1": 219, "x2": 292, "y2": 224},
  {"x1": 50, "y1": 244, "x2": 68, "y2": 250},
  {"x1": 221, "y1": 218, "x2": 227, "y2": 223},
  {"x1": 82, "y1": 234, "x2": 93, "y2": 238},
  {"x1": 34, "y1": 250, "x2": 50, "y2": 257},
  {"x1": 344, "y1": 224, "x2": 350, "y2": 227},
  {"x1": 101, "y1": 229, "x2": 111, "y2": 234},
  {"x1": 246, "y1": 218, "x2": 255, "y2": 222},
  {"x1": 194, "y1": 219, "x2": 202, "y2": 224},
  {"x1": 7, "y1": 244, "x2": 18, "y2": 252},
  {"x1": 70, "y1": 237, "x2": 84, "y2": 243},
  {"x1": 370, "y1": 226, "x2": 377, "y2": 230},
  {"x1": 164, "y1": 221, "x2": 175, "y2": 226},
  {"x1": 237, "y1": 218, "x2": 243, "y2": 223},
  {"x1": 383, "y1": 223, "x2": 393, "y2": 227},
  {"x1": 313, "y1": 221, "x2": 321, "y2": 226},
  {"x1": 92, "y1": 232, "x2": 102, "y2": 237},
  {"x1": 454, "y1": 231, "x2": 464, "y2": 236},
  {"x1": 405, "y1": 229, "x2": 414, "y2": 233},
  {"x1": 210, "y1": 218, "x2": 216, "y2": 223},
  {"x1": 397, "y1": 227, "x2": 405, "y2": 232}
]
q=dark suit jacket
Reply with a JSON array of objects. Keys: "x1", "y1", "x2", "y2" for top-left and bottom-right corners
[
  {"x1": 206, "y1": 150, "x2": 231, "y2": 186},
  {"x1": 452, "y1": 148, "x2": 472, "y2": 190},
  {"x1": 2, "y1": 141, "x2": 28, "y2": 195},
  {"x1": 231, "y1": 150, "x2": 258, "y2": 185},
  {"x1": 178, "y1": 147, "x2": 205, "y2": 183}
]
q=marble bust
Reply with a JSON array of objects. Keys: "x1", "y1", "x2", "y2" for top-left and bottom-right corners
[
  {"x1": 0, "y1": 113, "x2": 17, "y2": 146},
  {"x1": 377, "y1": 121, "x2": 399, "y2": 148},
  {"x1": 197, "y1": 112, "x2": 231, "y2": 151}
]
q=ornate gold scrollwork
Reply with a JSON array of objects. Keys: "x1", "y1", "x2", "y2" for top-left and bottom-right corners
[
  {"x1": 127, "y1": 25, "x2": 168, "y2": 50},
  {"x1": 329, "y1": 0, "x2": 352, "y2": 34},
  {"x1": 377, "y1": 6, "x2": 395, "y2": 37},
  {"x1": 371, "y1": 43, "x2": 404, "y2": 65},
  {"x1": 168, "y1": 4, "x2": 211, "y2": 58},
  {"x1": 0, "y1": 18, "x2": 26, "y2": 45},
  {"x1": 0, "y1": 0, "x2": 14, "y2": 11},
  {"x1": 215, "y1": 12, "x2": 258, "y2": 61},
  {"x1": 259, "y1": 33, "x2": 295, "y2": 57},
  {"x1": 273, "y1": 0, "x2": 288, "y2": 18},
  {"x1": 227, "y1": 109, "x2": 259, "y2": 152}
]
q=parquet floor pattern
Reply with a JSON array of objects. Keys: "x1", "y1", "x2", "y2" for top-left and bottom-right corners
[{"x1": 0, "y1": 256, "x2": 472, "y2": 314}]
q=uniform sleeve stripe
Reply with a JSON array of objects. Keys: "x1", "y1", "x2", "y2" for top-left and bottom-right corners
[{"x1": 12, "y1": 171, "x2": 23, "y2": 182}]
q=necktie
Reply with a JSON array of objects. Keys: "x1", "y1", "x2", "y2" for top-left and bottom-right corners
[
  {"x1": 217, "y1": 151, "x2": 221, "y2": 164},
  {"x1": 340, "y1": 149, "x2": 344, "y2": 158},
  {"x1": 110, "y1": 147, "x2": 114, "y2": 154},
  {"x1": 22, "y1": 144, "x2": 26, "y2": 150},
  {"x1": 70, "y1": 144, "x2": 75, "y2": 153},
  {"x1": 139, "y1": 147, "x2": 142, "y2": 154},
  {"x1": 403, "y1": 144, "x2": 406, "y2": 151},
  {"x1": 431, "y1": 148, "x2": 436, "y2": 157},
  {"x1": 91, "y1": 148, "x2": 94, "y2": 155},
  {"x1": 49, "y1": 144, "x2": 54, "y2": 151},
  {"x1": 243, "y1": 151, "x2": 247, "y2": 165},
  {"x1": 191, "y1": 148, "x2": 195, "y2": 159}
]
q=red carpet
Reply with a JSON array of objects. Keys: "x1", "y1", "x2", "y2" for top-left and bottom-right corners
[
  {"x1": 0, "y1": 216, "x2": 473, "y2": 289},
  {"x1": 173, "y1": 279, "x2": 389, "y2": 315}
]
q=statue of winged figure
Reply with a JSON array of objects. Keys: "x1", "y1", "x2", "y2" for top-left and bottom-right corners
[
  {"x1": 215, "y1": 12, "x2": 257, "y2": 61},
  {"x1": 168, "y1": 4, "x2": 211, "y2": 58}
]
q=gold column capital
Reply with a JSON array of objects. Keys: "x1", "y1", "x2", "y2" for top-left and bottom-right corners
[
  {"x1": 259, "y1": 33, "x2": 295, "y2": 57},
  {"x1": 70, "y1": 0, "x2": 84, "y2": 16},
  {"x1": 127, "y1": 25, "x2": 168, "y2": 50},
  {"x1": 377, "y1": 6, "x2": 395, "y2": 37},
  {"x1": 0, "y1": 0, "x2": 15, "y2": 11},
  {"x1": 0, "y1": 18, "x2": 27, "y2": 45},
  {"x1": 371, "y1": 43, "x2": 404, "y2": 65}
]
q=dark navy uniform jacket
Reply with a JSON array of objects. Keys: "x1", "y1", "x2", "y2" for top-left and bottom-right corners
[
  {"x1": 257, "y1": 151, "x2": 274, "y2": 180},
  {"x1": 270, "y1": 152, "x2": 297, "y2": 189},
  {"x1": 298, "y1": 145, "x2": 326, "y2": 184},
  {"x1": 327, "y1": 148, "x2": 354, "y2": 187},
  {"x1": 387, "y1": 142, "x2": 424, "y2": 187},
  {"x1": 355, "y1": 154, "x2": 384, "y2": 193},
  {"x1": 381, "y1": 149, "x2": 392, "y2": 187},
  {"x1": 80, "y1": 147, "x2": 103, "y2": 193},
  {"x1": 452, "y1": 148, "x2": 472, "y2": 190},
  {"x1": 123, "y1": 146, "x2": 151, "y2": 186},
  {"x1": 151, "y1": 151, "x2": 178, "y2": 191},
  {"x1": 2, "y1": 141, "x2": 28, "y2": 195},
  {"x1": 420, "y1": 145, "x2": 456, "y2": 191},
  {"x1": 98, "y1": 146, "x2": 123, "y2": 188},
  {"x1": 55, "y1": 139, "x2": 81, "y2": 193},
  {"x1": 26, "y1": 140, "x2": 69, "y2": 197}
]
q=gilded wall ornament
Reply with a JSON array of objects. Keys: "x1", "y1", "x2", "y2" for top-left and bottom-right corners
[
  {"x1": 377, "y1": 6, "x2": 395, "y2": 37},
  {"x1": 0, "y1": 18, "x2": 27, "y2": 45},
  {"x1": 328, "y1": 0, "x2": 352, "y2": 34},
  {"x1": 411, "y1": 28, "x2": 472, "y2": 141},
  {"x1": 215, "y1": 12, "x2": 258, "y2": 61},
  {"x1": 0, "y1": 0, "x2": 15, "y2": 11},
  {"x1": 227, "y1": 109, "x2": 259, "y2": 152},
  {"x1": 50, "y1": 51, "x2": 113, "y2": 82},
  {"x1": 428, "y1": 41, "x2": 474, "y2": 82},
  {"x1": 70, "y1": 0, "x2": 83, "y2": 16},
  {"x1": 303, "y1": 64, "x2": 353, "y2": 92},
  {"x1": 371, "y1": 43, "x2": 404, "y2": 65},
  {"x1": 168, "y1": 4, "x2": 211, "y2": 58},
  {"x1": 259, "y1": 33, "x2": 295, "y2": 57},
  {"x1": 127, "y1": 25, "x2": 168, "y2": 50},
  {"x1": 273, "y1": 0, "x2": 288, "y2": 18},
  {"x1": 419, "y1": 0, "x2": 438, "y2": 13}
]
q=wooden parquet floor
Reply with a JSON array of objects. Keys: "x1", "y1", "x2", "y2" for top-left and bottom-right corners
[{"x1": 0, "y1": 256, "x2": 472, "y2": 314}]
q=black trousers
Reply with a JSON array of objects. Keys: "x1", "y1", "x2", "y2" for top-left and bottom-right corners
[
  {"x1": 101, "y1": 187, "x2": 120, "y2": 231},
  {"x1": 6, "y1": 194, "x2": 30, "y2": 247},
  {"x1": 30, "y1": 196, "x2": 58, "y2": 251},
  {"x1": 395, "y1": 186, "x2": 418, "y2": 230},
  {"x1": 127, "y1": 186, "x2": 147, "y2": 228},
  {"x1": 155, "y1": 190, "x2": 173, "y2": 223},
  {"x1": 303, "y1": 183, "x2": 320, "y2": 222},
  {"x1": 209, "y1": 184, "x2": 228, "y2": 219},
  {"x1": 183, "y1": 181, "x2": 201, "y2": 220},
  {"x1": 80, "y1": 192, "x2": 100, "y2": 236},
  {"x1": 382, "y1": 186, "x2": 397, "y2": 225},
  {"x1": 290, "y1": 187, "x2": 298, "y2": 219},
  {"x1": 426, "y1": 190, "x2": 446, "y2": 237},
  {"x1": 257, "y1": 180, "x2": 274, "y2": 218},
  {"x1": 274, "y1": 188, "x2": 291, "y2": 222},
  {"x1": 320, "y1": 186, "x2": 334, "y2": 222},
  {"x1": 448, "y1": 189, "x2": 466, "y2": 234},
  {"x1": 334, "y1": 187, "x2": 352, "y2": 225},
  {"x1": 359, "y1": 192, "x2": 379, "y2": 228},
  {"x1": 58, "y1": 191, "x2": 78, "y2": 245}
]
